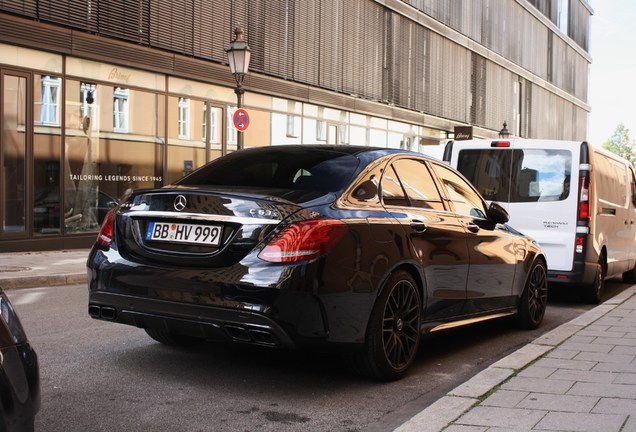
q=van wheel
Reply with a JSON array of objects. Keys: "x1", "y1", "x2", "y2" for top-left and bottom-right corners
[
  {"x1": 517, "y1": 260, "x2": 548, "y2": 330},
  {"x1": 582, "y1": 259, "x2": 605, "y2": 304},
  {"x1": 622, "y1": 265, "x2": 636, "y2": 284},
  {"x1": 345, "y1": 271, "x2": 421, "y2": 381}
]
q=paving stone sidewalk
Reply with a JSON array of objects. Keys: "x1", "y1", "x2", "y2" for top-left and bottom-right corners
[
  {"x1": 0, "y1": 249, "x2": 89, "y2": 289},
  {"x1": 395, "y1": 286, "x2": 636, "y2": 432}
]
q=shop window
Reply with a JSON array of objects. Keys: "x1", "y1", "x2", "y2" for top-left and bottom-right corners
[
  {"x1": 178, "y1": 97, "x2": 191, "y2": 139},
  {"x1": 113, "y1": 87, "x2": 129, "y2": 132},
  {"x1": 40, "y1": 75, "x2": 61, "y2": 126}
]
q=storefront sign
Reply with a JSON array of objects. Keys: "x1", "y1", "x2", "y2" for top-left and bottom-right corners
[
  {"x1": 69, "y1": 174, "x2": 162, "y2": 182},
  {"x1": 454, "y1": 126, "x2": 473, "y2": 140}
]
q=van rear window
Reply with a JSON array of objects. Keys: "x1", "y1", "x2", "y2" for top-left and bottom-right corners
[{"x1": 457, "y1": 149, "x2": 572, "y2": 203}]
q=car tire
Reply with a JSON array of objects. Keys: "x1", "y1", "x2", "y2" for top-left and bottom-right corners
[
  {"x1": 346, "y1": 270, "x2": 421, "y2": 381},
  {"x1": 582, "y1": 257, "x2": 605, "y2": 304},
  {"x1": 622, "y1": 264, "x2": 636, "y2": 284},
  {"x1": 144, "y1": 327, "x2": 205, "y2": 346},
  {"x1": 516, "y1": 259, "x2": 548, "y2": 330}
]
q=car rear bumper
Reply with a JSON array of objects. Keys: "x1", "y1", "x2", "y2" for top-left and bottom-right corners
[
  {"x1": 547, "y1": 259, "x2": 596, "y2": 286},
  {"x1": 86, "y1": 248, "x2": 372, "y2": 347},
  {"x1": 88, "y1": 291, "x2": 297, "y2": 348}
]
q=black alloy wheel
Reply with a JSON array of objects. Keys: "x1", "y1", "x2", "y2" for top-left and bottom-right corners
[
  {"x1": 347, "y1": 270, "x2": 421, "y2": 381},
  {"x1": 517, "y1": 259, "x2": 548, "y2": 330}
]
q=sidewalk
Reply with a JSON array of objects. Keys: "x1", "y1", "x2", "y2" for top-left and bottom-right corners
[
  {"x1": 0, "y1": 249, "x2": 89, "y2": 289},
  {"x1": 1, "y1": 249, "x2": 635, "y2": 432},
  {"x1": 396, "y1": 286, "x2": 636, "y2": 432}
]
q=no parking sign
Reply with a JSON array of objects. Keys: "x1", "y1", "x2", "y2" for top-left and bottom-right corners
[{"x1": 232, "y1": 108, "x2": 250, "y2": 131}]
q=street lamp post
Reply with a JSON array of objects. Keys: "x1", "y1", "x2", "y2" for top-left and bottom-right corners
[
  {"x1": 226, "y1": 27, "x2": 251, "y2": 150},
  {"x1": 498, "y1": 121, "x2": 510, "y2": 139}
]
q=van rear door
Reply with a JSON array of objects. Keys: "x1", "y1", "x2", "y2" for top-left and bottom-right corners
[{"x1": 447, "y1": 139, "x2": 580, "y2": 272}]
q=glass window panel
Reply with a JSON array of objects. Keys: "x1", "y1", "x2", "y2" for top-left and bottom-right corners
[
  {"x1": 456, "y1": 149, "x2": 572, "y2": 203},
  {"x1": 433, "y1": 162, "x2": 487, "y2": 218},
  {"x1": 2, "y1": 75, "x2": 27, "y2": 233},
  {"x1": 34, "y1": 73, "x2": 63, "y2": 235},
  {"x1": 390, "y1": 159, "x2": 445, "y2": 210},
  {"x1": 38, "y1": 75, "x2": 61, "y2": 126},
  {"x1": 167, "y1": 96, "x2": 205, "y2": 184},
  {"x1": 65, "y1": 81, "x2": 164, "y2": 233}
]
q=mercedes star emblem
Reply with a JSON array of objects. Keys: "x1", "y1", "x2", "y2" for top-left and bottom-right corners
[{"x1": 174, "y1": 195, "x2": 187, "y2": 212}]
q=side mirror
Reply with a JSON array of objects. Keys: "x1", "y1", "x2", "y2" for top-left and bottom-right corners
[{"x1": 487, "y1": 202, "x2": 509, "y2": 224}]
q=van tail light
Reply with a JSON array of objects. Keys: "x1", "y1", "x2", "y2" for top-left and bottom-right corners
[
  {"x1": 575, "y1": 235, "x2": 585, "y2": 254},
  {"x1": 578, "y1": 174, "x2": 590, "y2": 221},
  {"x1": 258, "y1": 219, "x2": 348, "y2": 263},
  {"x1": 491, "y1": 141, "x2": 511, "y2": 147},
  {"x1": 96, "y1": 209, "x2": 115, "y2": 249}
]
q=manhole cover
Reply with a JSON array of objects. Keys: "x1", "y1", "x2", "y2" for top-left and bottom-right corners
[{"x1": 0, "y1": 266, "x2": 31, "y2": 273}]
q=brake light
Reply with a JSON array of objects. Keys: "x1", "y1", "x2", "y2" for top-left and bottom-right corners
[
  {"x1": 96, "y1": 209, "x2": 115, "y2": 249},
  {"x1": 258, "y1": 219, "x2": 348, "y2": 263},
  {"x1": 491, "y1": 141, "x2": 511, "y2": 147},
  {"x1": 578, "y1": 175, "x2": 590, "y2": 221}
]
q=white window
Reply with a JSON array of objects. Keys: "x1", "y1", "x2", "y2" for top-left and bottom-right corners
[
  {"x1": 40, "y1": 76, "x2": 61, "y2": 125},
  {"x1": 113, "y1": 87, "x2": 129, "y2": 133},
  {"x1": 316, "y1": 120, "x2": 327, "y2": 141},
  {"x1": 202, "y1": 104, "x2": 207, "y2": 142},
  {"x1": 178, "y1": 97, "x2": 191, "y2": 139},
  {"x1": 286, "y1": 115, "x2": 301, "y2": 138},
  {"x1": 339, "y1": 124, "x2": 349, "y2": 144}
]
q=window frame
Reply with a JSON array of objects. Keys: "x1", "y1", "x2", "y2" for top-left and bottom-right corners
[
  {"x1": 40, "y1": 75, "x2": 61, "y2": 126},
  {"x1": 113, "y1": 87, "x2": 129, "y2": 133},
  {"x1": 178, "y1": 97, "x2": 191, "y2": 139}
]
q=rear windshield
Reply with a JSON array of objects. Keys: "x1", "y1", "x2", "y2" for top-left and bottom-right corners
[
  {"x1": 176, "y1": 147, "x2": 360, "y2": 193},
  {"x1": 457, "y1": 149, "x2": 572, "y2": 203}
]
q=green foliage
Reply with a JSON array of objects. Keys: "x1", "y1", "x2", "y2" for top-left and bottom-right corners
[{"x1": 602, "y1": 123, "x2": 636, "y2": 164}]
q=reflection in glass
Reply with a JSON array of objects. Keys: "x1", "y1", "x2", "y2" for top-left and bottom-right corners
[
  {"x1": 65, "y1": 81, "x2": 164, "y2": 233},
  {"x1": 34, "y1": 74, "x2": 63, "y2": 235},
  {"x1": 167, "y1": 97, "x2": 205, "y2": 184},
  {"x1": 2, "y1": 75, "x2": 27, "y2": 233}
]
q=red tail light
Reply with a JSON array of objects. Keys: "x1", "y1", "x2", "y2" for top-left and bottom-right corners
[
  {"x1": 578, "y1": 175, "x2": 590, "y2": 221},
  {"x1": 491, "y1": 141, "x2": 511, "y2": 147},
  {"x1": 96, "y1": 209, "x2": 115, "y2": 249},
  {"x1": 258, "y1": 219, "x2": 348, "y2": 263}
]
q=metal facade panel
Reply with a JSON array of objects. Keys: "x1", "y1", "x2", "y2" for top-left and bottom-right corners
[
  {"x1": 292, "y1": 0, "x2": 320, "y2": 86},
  {"x1": 0, "y1": 0, "x2": 591, "y2": 141}
]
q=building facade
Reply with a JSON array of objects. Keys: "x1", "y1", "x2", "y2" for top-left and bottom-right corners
[{"x1": 0, "y1": 0, "x2": 592, "y2": 251}]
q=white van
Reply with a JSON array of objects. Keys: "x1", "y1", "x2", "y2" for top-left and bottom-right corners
[{"x1": 443, "y1": 139, "x2": 636, "y2": 303}]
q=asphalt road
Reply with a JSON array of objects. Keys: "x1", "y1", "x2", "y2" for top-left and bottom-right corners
[{"x1": 7, "y1": 280, "x2": 631, "y2": 432}]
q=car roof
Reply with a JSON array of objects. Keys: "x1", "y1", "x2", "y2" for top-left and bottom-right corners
[{"x1": 243, "y1": 144, "x2": 407, "y2": 154}]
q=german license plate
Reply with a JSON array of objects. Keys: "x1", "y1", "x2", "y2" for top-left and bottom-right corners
[{"x1": 145, "y1": 221, "x2": 222, "y2": 246}]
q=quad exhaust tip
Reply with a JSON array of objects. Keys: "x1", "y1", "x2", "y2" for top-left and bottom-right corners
[{"x1": 88, "y1": 304, "x2": 117, "y2": 320}]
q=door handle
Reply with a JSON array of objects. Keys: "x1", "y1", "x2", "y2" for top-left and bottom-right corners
[
  {"x1": 410, "y1": 220, "x2": 427, "y2": 233},
  {"x1": 465, "y1": 223, "x2": 480, "y2": 233}
]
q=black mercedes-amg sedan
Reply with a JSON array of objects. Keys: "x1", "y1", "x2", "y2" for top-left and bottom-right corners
[
  {"x1": 0, "y1": 288, "x2": 40, "y2": 431},
  {"x1": 87, "y1": 145, "x2": 547, "y2": 380}
]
